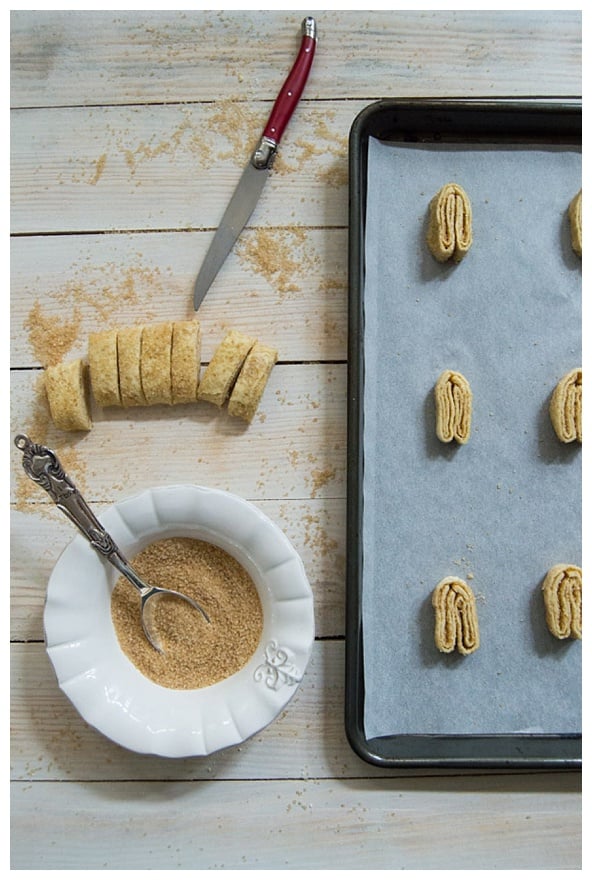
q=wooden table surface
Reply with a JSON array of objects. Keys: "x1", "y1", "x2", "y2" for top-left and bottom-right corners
[{"x1": 10, "y1": 9, "x2": 582, "y2": 871}]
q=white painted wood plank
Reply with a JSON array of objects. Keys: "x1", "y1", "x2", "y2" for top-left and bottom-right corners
[
  {"x1": 10, "y1": 100, "x2": 353, "y2": 234},
  {"x1": 10, "y1": 228, "x2": 348, "y2": 367},
  {"x1": 11, "y1": 497, "x2": 345, "y2": 642},
  {"x1": 10, "y1": 641, "x2": 363, "y2": 782},
  {"x1": 10, "y1": 775, "x2": 581, "y2": 870},
  {"x1": 10, "y1": 363, "x2": 347, "y2": 504},
  {"x1": 11, "y1": 10, "x2": 581, "y2": 108}
]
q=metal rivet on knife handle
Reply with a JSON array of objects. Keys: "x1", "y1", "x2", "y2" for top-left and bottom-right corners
[{"x1": 193, "y1": 17, "x2": 318, "y2": 311}]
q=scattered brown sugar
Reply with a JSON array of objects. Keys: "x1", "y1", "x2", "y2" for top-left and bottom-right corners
[
  {"x1": 202, "y1": 100, "x2": 262, "y2": 162},
  {"x1": 25, "y1": 300, "x2": 82, "y2": 366},
  {"x1": 310, "y1": 466, "x2": 337, "y2": 498},
  {"x1": 89, "y1": 153, "x2": 107, "y2": 186},
  {"x1": 110, "y1": 537, "x2": 263, "y2": 690},
  {"x1": 237, "y1": 227, "x2": 308, "y2": 295}
]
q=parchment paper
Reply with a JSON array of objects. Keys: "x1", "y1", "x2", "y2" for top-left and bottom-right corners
[{"x1": 362, "y1": 138, "x2": 581, "y2": 738}]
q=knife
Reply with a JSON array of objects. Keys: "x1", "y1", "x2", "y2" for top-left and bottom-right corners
[{"x1": 193, "y1": 16, "x2": 318, "y2": 310}]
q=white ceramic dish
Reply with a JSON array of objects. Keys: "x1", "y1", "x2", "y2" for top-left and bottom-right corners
[{"x1": 44, "y1": 484, "x2": 315, "y2": 758}]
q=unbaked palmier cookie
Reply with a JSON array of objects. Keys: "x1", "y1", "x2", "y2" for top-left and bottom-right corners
[
  {"x1": 542, "y1": 564, "x2": 582, "y2": 640},
  {"x1": 432, "y1": 576, "x2": 480, "y2": 655},
  {"x1": 426, "y1": 182, "x2": 473, "y2": 263},
  {"x1": 550, "y1": 368, "x2": 582, "y2": 443},
  {"x1": 568, "y1": 189, "x2": 582, "y2": 257},
  {"x1": 434, "y1": 369, "x2": 472, "y2": 444}
]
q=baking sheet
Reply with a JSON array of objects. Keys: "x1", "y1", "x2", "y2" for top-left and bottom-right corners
[{"x1": 362, "y1": 138, "x2": 581, "y2": 739}]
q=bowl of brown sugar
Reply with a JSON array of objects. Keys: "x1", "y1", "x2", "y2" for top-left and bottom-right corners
[{"x1": 43, "y1": 484, "x2": 315, "y2": 757}]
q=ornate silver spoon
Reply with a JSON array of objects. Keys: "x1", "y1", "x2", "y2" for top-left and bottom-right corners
[{"x1": 14, "y1": 434, "x2": 209, "y2": 652}]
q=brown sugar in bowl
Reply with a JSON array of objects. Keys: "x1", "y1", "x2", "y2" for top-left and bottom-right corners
[{"x1": 43, "y1": 485, "x2": 315, "y2": 757}]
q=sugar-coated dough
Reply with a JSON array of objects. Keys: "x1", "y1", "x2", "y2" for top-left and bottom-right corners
[
  {"x1": 568, "y1": 189, "x2": 582, "y2": 257},
  {"x1": 550, "y1": 368, "x2": 582, "y2": 443},
  {"x1": 434, "y1": 369, "x2": 472, "y2": 444},
  {"x1": 140, "y1": 322, "x2": 173, "y2": 405},
  {"x1": 432, "y1": 576, "x2": 480, "y2": 655},
  {"x1": 171, "y1": 320, "x2": 201, "y2": 404},
  {"x1": 45, "y1": 358, "x2": 92, "y2": 432},
  {"x1": 228, "y1": 342, "x2": 278, "y2": 422},
  {"x1": 542, "y1": 564, "x2": 582, "y2": 640},
  {"x1": 117, "y1": 324, "x2": 145, "y2": 407},
  {"x1": 88, "y1": 328, "x2": 121, "y2": 407},
  {"x1": 198, "y1": 329, "x2": 255, "y2": 407},
  {"x1": 427, "y1": 182, "x2": 473, "y2": 263}
]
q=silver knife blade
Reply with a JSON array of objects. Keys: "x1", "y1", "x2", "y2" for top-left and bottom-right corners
[
  {"x1": 192, "y1": 17, "x2": 317, "y2": 311},
  {"x1": 193, "y1": 160, "x2": 268, "y2": 311}
]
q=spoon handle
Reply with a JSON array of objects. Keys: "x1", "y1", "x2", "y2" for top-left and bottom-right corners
[
  {"x1": 15, "y1": 434, "x2": 121, "y2": 559},
  {"x1": 15, "y1": 435, "x2": 159, "y2": 603}
]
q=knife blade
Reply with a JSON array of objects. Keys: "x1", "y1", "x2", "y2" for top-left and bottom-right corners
[{"x1": 193, "y1": 16, "x2": 318, "y2": 311}]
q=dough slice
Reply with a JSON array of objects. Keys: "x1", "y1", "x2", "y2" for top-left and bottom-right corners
[
  {"x1": 568, "y1": 189, "x2": 582, "y2": 257},
  {"x1": 426, "y1": 182, "x2": 473, "y2": 263},
  {"x1": 434, "y1": 369, "x2": 472, "y2": 444},
  {"x1": 228, "y1": 342, "x2": 278, "y2": 422},
  {"x1": 117, "y1": 325, "x2": 145, "y2": 407},
  {"x1": 140, "y1": 322, "x2": 173, "y2": 405},
  {"x1": 171, "y1": 320, "x2": 201, "y2": 404},
  {"x1": 542, "y1": 564, "x2": 582, "y2": 640},
  {"x1": 549, "y1": 368, "x2": 582, "y2": 443},
  {"x1": 88, "y1": 328, "x2": 121, "y2": 407},
  {"x1": 45, "y1": 358, "x2": 92, "y2": 432},
  {"x1": 198, "y1": 329, "x2": 255, "y2": 407},
  {"x1": 432, "y1": 576, "x2": 480, "y2": 655}
]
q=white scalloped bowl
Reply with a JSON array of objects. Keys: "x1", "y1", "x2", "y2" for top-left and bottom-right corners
[{"x1": 43, "y1": 485, "x2": 315, "y2": 758}]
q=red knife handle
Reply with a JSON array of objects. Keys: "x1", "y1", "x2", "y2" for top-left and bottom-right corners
[{"x1": 262, "y1": 17, "x2": 317, "y2": 146}]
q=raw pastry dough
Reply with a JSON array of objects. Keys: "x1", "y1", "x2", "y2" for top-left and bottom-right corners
[
  {"x1": 432, "y1": 576, "x2": 480, "y2": 655},
  {"x1": 140, "y1": 322, "x2": 173, "y2": 405},
  {"x1": 171, "y1": 320, "x2": 201, "y2": 404},
  {"x1": 434, "y1": 369, "x2": 472, "y2": 444},
  {"x1": 542, "y1": 564, "x2": 582, "y2": 640},
  {"x1": 550, "y1": 368, "x2": 582, "y2": 443},
  {"x1": 45, "y1": 358, "x2": 92, "y2": 432},
  {"x1": 568, "y1": 189, "x2": 582, "y2": 257},
  {"x1": 198, "y1": 329, "x2": 255, "y2": 407},
  {"x1": 88, "y1": 328, "x2": 121, "y2": 407},
  {"x1": 228, "y1": 342, "x2": 278, "y2": 422},
  {"x1": 427, "y1": 182, "x2": 473, "y2": 263},
  {"x1": 117, "y1": 325, "x2": 145, "y2": 407},
  {"x1": 43, "y1": 322, "x2": 276, "y2": 430}
]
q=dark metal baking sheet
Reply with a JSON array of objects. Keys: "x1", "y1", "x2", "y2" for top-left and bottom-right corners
[{"x1": 345, "y1": 99, "x2": 582, "y2": 769}]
